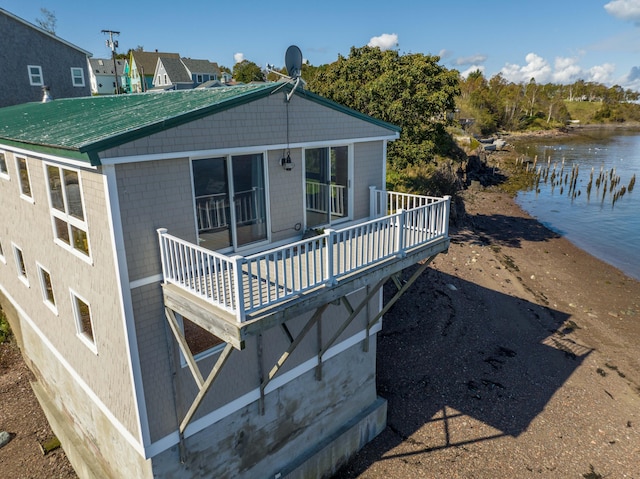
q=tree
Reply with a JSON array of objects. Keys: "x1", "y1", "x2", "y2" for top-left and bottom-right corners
[
  {"x1": 307, "y1": 46, "x2": 460, "y2": 170},
  {"x1": 232, "y1": 60, "x2": 265, "y2": 83},
  {"x1": 36, "y1": 8, "x2": 56, "y2": 35}
]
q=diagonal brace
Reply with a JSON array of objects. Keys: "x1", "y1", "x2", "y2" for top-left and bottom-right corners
[
  {"x1": 367, "y1": 256, "x2": 435, "y2": 330},
  {"x1": 318, "y1": 276, "x2": 388, "y2": 360},
  {"x1": 165, "y1": 308, "x2": 204, "y2": 388},
  {"x1": 260, "y1": 304, "x2": 328, "y2": 394},
  {"x1": 180, "y1": 343, "x2": 234, "y2": 434}
]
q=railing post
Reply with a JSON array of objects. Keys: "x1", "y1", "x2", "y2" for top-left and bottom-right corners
[
  {"x1": 443, "y1": 196, "x2": 451, "y2": 238},
  {"x1": 324, "y1": 229, "x2": 336, "y2": 285},
  {"x1": 369, "y1": 186, "x2": 377, "y2": 218},
  {"x1": 231, "y1": 255, "x2": 246, "y2": 322},
  {"x1": 157, "y1": 228, "x2": 168, "y2": 283},
  {"x1": 396, "y1": 209, "x2": 406, "y2": 257}
]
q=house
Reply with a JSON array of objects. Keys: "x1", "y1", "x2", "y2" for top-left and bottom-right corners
[
  {"x1": 0, "y1": 8, "x2": 91, "y2": 107},
  {"x1": 128, "y1": 50, "x2": 180, "y2": 93},
  {"x1": 0, "y1": 82, "x2": 450, "y2": 478},
  {"x1": 180, "y1": 58, "x2": 220, "y2": 86},
  {"x1": 153, "y1": 57, "x2": 222, "y2": 91},
  {"x1": 88, "y1": 57, "x2": 127, "y2": 95}
]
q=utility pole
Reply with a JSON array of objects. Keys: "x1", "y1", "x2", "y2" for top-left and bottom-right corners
[{"x1": 102, "y1": 30, "x2": 120, "y2": 94}]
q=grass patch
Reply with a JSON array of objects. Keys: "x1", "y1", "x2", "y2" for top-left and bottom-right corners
[{"x1": 0, "y1": 307, "x2": 11, "y2": 343}]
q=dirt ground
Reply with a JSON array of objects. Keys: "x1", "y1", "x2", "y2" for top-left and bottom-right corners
[
  {"x1": 1, "y1": 186, "x2": 640, "y2": 478},
  {"x1": 334, "y1": 188, "x2": 640, "y2": 479}
]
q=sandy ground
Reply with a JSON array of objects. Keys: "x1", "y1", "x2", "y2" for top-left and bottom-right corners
[
  {"x1": 1, "y1": 186, "x2": 640, "y2": 478},
  {"x1": 334, "y1": 188, "x2": 640, "y2": 479}
]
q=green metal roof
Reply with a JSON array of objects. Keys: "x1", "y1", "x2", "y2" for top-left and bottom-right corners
[{"x1": 0, "y1": 82, "x2": 400, "y2": 165}]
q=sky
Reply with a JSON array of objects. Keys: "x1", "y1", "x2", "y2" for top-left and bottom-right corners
[{"x1": 4, "y1": 0, "x2": 640, "y2": 90}]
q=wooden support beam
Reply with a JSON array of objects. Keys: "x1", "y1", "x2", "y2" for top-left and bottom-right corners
[
  {"x1": 280, "y1": 323, "x2": 294, "y2": 344},
  {"x1": 315, "y1": 314, "x2": 323, "y2": 381},
  {"x1": 180, "y1": 343, "x2": 234, "y2": 434},
  {"x1": 257, "y1": 333, "x2": 265, "y2": 415},
  {"x1": 318, "y1": 276, "x2": 388, "y2": 360},
  {"x1": 165, "y1": 308, "x2": 204, "y2": 389},
  {"x1": 261, "y1": 304, "x2": 328, "y2": 394},
  {"x1": 367, "y1": 256, "x2": 435, "y2": 330}
]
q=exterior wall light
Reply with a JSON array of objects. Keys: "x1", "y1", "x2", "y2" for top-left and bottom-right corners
[{"x1": 281, "y1": 153, "x2": 294, "y2": 171}]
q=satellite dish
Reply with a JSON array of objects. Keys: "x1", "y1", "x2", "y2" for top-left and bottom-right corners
[{"x1": 285, "y1": 45, "x2": 303, "y2": 78}]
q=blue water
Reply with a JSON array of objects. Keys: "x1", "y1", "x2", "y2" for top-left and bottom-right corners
[{"x1": 514, "y1": 129, "x2": 640, "y2": 281}]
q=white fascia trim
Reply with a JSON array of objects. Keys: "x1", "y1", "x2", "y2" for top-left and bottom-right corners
[
  {"x1": 129, "y1": 274, "x2": 163, "y2": 290},
  {"x1": 98, "y1": 135, "x2": 399, "y2": 166},
  {"x1": 0, "y1": 143, "x2": 97, "y2": 170},
  {"x1": 144, "y1": 322, "x2": 382, "y2": 458},
  {"x1": 0, "y1": 284, "x2": 146, "y2": 457},
  {"x1": 102, "y1": 165, "x2": 152, "y2": 450}
]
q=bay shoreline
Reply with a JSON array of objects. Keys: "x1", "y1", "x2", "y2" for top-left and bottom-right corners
[{"x1": 335, "y1": 185, "x2": 640, "y2": 478}]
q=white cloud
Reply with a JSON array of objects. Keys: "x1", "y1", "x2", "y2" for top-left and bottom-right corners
[
  {"x1": 604, "y1": 0, "x2": 640, "y2": 23},
  {"x1": 500, "y1": 52, "x2": 617, "y2": 86},
  {"x1": 367, "y1": 33, "x2": 398, "y2": 51},
  {"x1": 438, "y1": 49, "x2": 453, "y2": 60},
  {"x1": 551, "y1": 57, "x2": 583, "y2": 83},
  {"x1": 459, "y1": 65, "x2": 485, "y2": 78},
  {"x1": 234, "y1": 52, "x2": 245, "y2": 64},
  {"x1": 455, "y1": 54, "x2": 488, "y2": 66},
  {"x1": 501, "y1": 53, "x2": 552, "y2": 83},
  {"x1": 586, "y1": 63, "x2": 616, "y2": 83}
]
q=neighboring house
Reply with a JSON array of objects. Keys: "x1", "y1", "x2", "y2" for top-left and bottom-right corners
[
  {"x1": 88, "y1": 57, "x2": 127, "y2": 95},
  {"x1": 0, "y1": 83, "x2": 450, "y2": 478},
  {"x1": 152, "y1": 57, "x2": 195, "y2": 90},
  {"x1": 153, "y1": 57, "x2": 221, "y2": 91},
  {"x1": 0, "y1": 8, "x2": 91, "y2": 107},
  {"x1": 180, "y1": 58, "x2": 220, "y2": 85},
  {"x1": 128, "y1": 50, "x2": 179, "y2": 93}
]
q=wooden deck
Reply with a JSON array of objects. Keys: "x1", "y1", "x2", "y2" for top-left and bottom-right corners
[{"x1": 158, "y1": 190, "x2": 451, "y2": 348}]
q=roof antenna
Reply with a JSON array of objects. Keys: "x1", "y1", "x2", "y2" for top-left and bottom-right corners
[
  {"x1": 284, "y1": 45, "x2": 303, "y2": 101},
  {"x1": 268, "y1": 45, "x2": 304, "y2": 101}
]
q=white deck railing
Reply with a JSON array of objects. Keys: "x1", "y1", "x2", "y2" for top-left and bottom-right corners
[{"x1": 158, "y1": 188, "x2": 450, "y2": 322}]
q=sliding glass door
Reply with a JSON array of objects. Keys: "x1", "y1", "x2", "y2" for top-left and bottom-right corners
[
  {"x1": 305, "y1": 146, "x2": 349, "y2": 228},
  {"x1": 193, "y1": 154, "x2": 267, "y2": 250}
]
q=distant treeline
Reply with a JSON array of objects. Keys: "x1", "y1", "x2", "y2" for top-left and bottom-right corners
[{"x1": 456, "y1": 71, "x2": 640, "y2": 135}]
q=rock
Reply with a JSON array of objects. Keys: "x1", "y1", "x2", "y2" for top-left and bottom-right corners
[{"x1": 0, "y1": 431, "x2": 11, "y2": 448}]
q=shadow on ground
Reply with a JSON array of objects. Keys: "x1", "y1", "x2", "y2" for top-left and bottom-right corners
[{"x1": 332, "y1": 214, "x2": 589, "y2": 477}]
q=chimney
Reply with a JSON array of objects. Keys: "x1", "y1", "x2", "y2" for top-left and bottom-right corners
[{"x1": 42, "y1": 86, "x2": 52, "y2": 103}]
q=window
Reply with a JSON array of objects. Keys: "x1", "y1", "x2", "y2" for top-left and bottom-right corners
[
  {"x1": 71, "y1": 68, "x2": 85, "y2": 87},
  {"x1": 71, "y1": 291, "x2": 96, "y2": 352},
  {"x1": 46, "y1": 164, "x2": 90, "y2": 257},
  {"x1": 304, "y1": 146, "x2": 350, "y2": 228},
  {"x1": 12, "y1": 244, "x2": 28, "y2": 286},
  {"x1": 16, "y1": 156, "x2": 32, "y2": 200},
  {"x1": 28, "y1": 65, "x2": 43, "y2": 86},
  {"x1": 179, "y1": 315, "x2": 224, "y2": 363},
  {"x1": 0, "y1": 151, "x2": 8, "y2": 179},
  {"x1": 37, "y1": 264, "x2": 57, "y2": 313}
]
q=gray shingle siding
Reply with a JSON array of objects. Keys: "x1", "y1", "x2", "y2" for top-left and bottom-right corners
[{"x1": 0, "y1": 9, "x2": 91, "y2": 107}]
